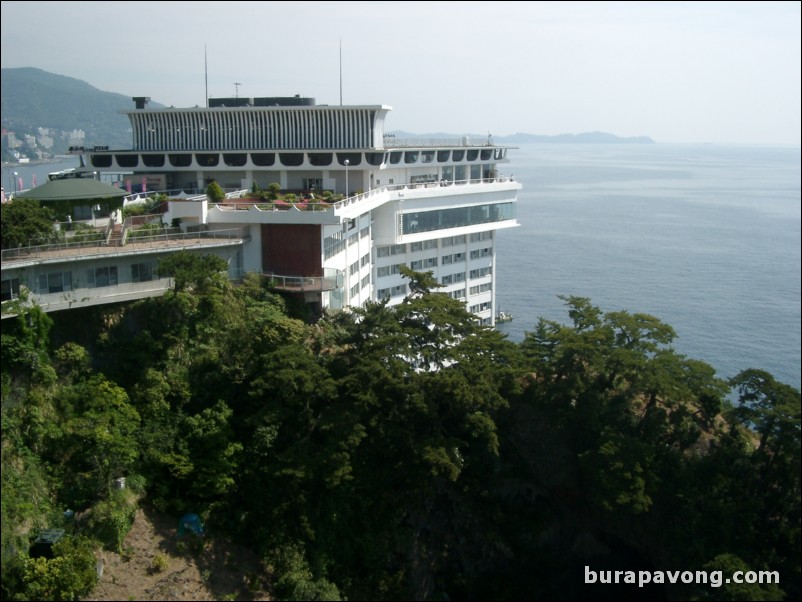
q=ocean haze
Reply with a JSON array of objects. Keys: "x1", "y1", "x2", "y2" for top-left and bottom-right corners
[
  {"x1": 1, "y1": 1, "x2": 799, "y2": 146},
  {"x1": 496, "y1": 143, "x2": 801, "y2": 390}
]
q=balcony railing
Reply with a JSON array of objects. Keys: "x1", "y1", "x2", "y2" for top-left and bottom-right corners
[
  {"x1": 383, "y1": 135, "x2": 496, "y2": 148},
  {"x1": 1, "y1": 227, "x2": 248, "y2": 266},
  {"x1": 262, "y1": 268, "x2": 343, "y2": 292}
]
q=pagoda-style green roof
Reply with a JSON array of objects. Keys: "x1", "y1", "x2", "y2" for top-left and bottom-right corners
[{"x1": 15, "y1": 178, "x2": 127, "y2": 202}]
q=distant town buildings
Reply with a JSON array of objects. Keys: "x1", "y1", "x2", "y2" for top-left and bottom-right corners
[{"x1": 1, "y1": 127, "x2": 86, "y2": 162}]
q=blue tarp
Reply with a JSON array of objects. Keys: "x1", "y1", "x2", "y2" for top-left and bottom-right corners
[{"x1": 177, "y1": 513, "x2": 204, "y2": 537}]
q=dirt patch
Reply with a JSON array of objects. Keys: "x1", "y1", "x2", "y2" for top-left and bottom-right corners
[{"x1": 85, "y1": 504, "x2": 271, "y2": 601}]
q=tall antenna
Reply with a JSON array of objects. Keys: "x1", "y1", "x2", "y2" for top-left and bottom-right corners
[
  {"x1": 204, "y1": 44, "x2": 208, "y2": 108},
  {"x1": 339, "y1": 39, "x2": 343, "y2": 106},
  {"x1": 233, "y1": 82, "x2": 242, "y2": 99}
]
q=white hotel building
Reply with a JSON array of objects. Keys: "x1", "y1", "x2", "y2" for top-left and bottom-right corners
[{"x1": 2, "y1": 95, "x2": 520, "y2": 322}]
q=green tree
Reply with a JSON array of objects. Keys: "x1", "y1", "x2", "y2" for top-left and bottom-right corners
[
  {"x1": 729, "y1": 368, "x2": 801, "y2": 456},
  {"x1": 157, "y1": 251, "x2": 228, "y2": 295},
  {"x1": 238, "y1": 269, "x2": 522, "y2": 599},
  {"x1": 48, "y1": 376, "x2": 141, "y2": 506},
  {"x1": 1, "y1": 299, "x2": 55, "y2": 383},
  {"x1": 727, "y1": 369, "x2": 801, "y2": 598},
  {"x1": 182, "y1": 400, "x2": 243, "y2": 499},
  {"x1": 1, "y1": 198, "x2": 57, "y2": 249},
  {"x1": 518, "y1": 296, "x2": 729, "y2": 513},
  {"x1": 266, "y1": 182, "x2": 281, "y2": 200},
  {"x1": 206, "y1": 180, "x2": 225, "y2": 202}
]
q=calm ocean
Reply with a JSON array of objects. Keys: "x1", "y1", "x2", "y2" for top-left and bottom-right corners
[
  {"x1": 495, "y1": 144, "x2": 801, "y2": 390},
  {"x1": 6, "y1": 147, "x2": 801, "y2": 389}
]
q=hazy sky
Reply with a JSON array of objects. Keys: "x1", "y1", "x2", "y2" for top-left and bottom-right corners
[{"x1": 2, "y1": 1, "x2": 800, "y2": 145}]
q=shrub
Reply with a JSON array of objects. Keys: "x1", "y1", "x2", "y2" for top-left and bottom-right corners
[
  {"x1": 266, "y1": 182, "x2": 281, "y2": 200},
  {"x1": 150, "y1": 553, "x2": 169, "y2": 574},
  {"x1": 18, "y1": 535, "x2": 98, "y2": 601},
  {"x1": 206, "y1": 181, "x2": 225, "y2": 202},
  {"x1": 128, "y1": 223, "x2": 164, "y2": 239}
]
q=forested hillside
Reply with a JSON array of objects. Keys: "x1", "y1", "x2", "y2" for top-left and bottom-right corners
[
  {"x1": 1, "y1": 258, "x2": 799, "y2": 601},
  {"x1": 1, "y1": 67, "x2": 162, "y2": 152}
]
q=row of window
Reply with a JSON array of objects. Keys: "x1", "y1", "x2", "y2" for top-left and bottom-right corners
[
  {"x1": 324, "y1": 224, "x2": 370, "y2": 260},
  {"x1": 3, "y1": 262, "x2": 160, "y2": 298},
  {"x1": 349, "y1": 271, "x2": 373, "y2": 300},
  {"x1": 92, "y1": 148, "x2": 505, "y2": 169},
  {"x1": 442, "y1": 253, "x2": 465, "y2": 264},
  {"x1": 410, "y1": 240, "x2": 438, "y2": 252},
  {"x1": 376, "y1": 281, "x2": 491, "y2": 304},
  {"x1": 470, "y1": 247, "x2": 492, "y2": 259},
  {"x1": 377, "y1": 284, "x2": 407, "y2": 299},
  {"x1": 441, "y1": 273, "x2": 465, "y2": 285},
  {"x1": 376, "y1": 253, "x2": 492, "y2": 279},
  {"x1": 469, "y1": 267, "x2": 492, "y2": 279},
  {"x1": 470, "y1": 283, "x2": 493, "y2": 295},
  {"x1": 331, "y1": 231, "x2": 495, "y2": 264},
  {"x1": 376, "y1": 232, "x2": 493, "y2": 257},
  {"x1": 409, "y1": 257, "x2": 438, "y2": 270}
]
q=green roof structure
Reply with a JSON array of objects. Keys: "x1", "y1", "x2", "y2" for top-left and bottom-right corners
[{"x1": 15, "y1": 178, "x2": 127, "y2": 202}]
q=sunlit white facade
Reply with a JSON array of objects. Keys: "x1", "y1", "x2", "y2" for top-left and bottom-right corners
[{"x1": 3, "y1": 96, "x2": 520, "y2": 322}]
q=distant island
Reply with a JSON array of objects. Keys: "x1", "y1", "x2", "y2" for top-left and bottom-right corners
[
  {"x1": 388, "y1": 130, "x2": 655, "y2": 144},
  {"x1": 494, "y1": 131, "x2": 655, "y2": 144}
]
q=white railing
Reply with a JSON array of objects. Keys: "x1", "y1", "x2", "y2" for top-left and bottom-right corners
[
  {"x1": 383, "y1": 136, "x2": 496, "y2": 148},
  {"x1": 331, "y1": 176, "x2": 516, "y2": 210},
  {"x1": 1, "y1": 227, "x2": 248, "y2": 265},
  {"x1": 1, "y1": 279, "x2": 174, "y2": 317},
  {"x1": 262, "y1": 268, "x2": 343, "y2": 292}
]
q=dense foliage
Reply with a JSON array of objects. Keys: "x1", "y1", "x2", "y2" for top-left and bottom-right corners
[
  {"x1": 1, "y1": 199, "x2": 58, "y2": 249},
  {"x1": 1, "y1": 258, "x2": 799, "y2": 600}
]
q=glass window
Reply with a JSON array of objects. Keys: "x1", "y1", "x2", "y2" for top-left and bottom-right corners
[
  {"x1": 400, "y1": 203, "x2": 514, "y2": 234},
  {"x1": 88, "y1": 266, "x2": 118, "y2": 288},
  {"x1": 1, "y1": 278, "x2": 20, "y2": 301},
  {"x1": 131, "y1": 262, "x2": 155, "y2": 283},
  {"x1": 39, "y1": 271, "x2": 72, "y2": 293}
]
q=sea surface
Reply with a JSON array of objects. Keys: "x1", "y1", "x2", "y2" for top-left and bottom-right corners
[
  {"x1": 3, "y1": 158, "x2": 80, "y2": 194},
  {"x1": 495, "y1": 144, "x2": 801, "y2": 390},
  {"x1": 6, "y1": 147, "x2": 801, "y2": 390}
]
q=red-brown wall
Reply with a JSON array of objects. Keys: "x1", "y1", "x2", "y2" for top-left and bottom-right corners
[{"x1": 261, "y1": 224, "x2": 322, "y2": 277}]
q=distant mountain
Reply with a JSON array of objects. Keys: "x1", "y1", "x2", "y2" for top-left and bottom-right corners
[
  {"x1": 1, "y1": 67, "x2": 163, "y2": 154},
  {"x1": 497, "y1": 131, "x2": 655, "y2": 144},
  {"x1": 388, "y1": 130, "x2": 655, "y2": 144}
]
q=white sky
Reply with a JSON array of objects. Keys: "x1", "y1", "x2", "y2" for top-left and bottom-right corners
[{"x1": 2, "y1": 0, "x2": 800, "y2": 145}]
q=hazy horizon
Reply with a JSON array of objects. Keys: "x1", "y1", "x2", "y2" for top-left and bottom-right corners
[{"x1": 2, "y1": 1, "x2": 800, "y2": 146}]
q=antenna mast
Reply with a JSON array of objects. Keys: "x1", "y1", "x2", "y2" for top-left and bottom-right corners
[
  {"x1": 234, "y1": 82, "x2": 242, "y2": 99},
  {"x1": 204, "y1": 44, "x2": 208, "y2": 108},
  {"x1": 339, "y1": 39, "x2": 343, "y2": 106}
]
